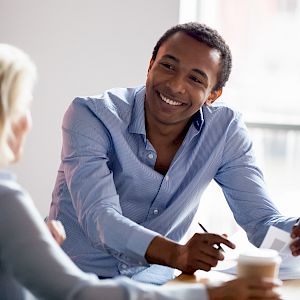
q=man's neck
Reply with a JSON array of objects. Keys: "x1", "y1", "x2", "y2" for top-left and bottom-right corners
[{"x1": 146, "y1": 118, "x2": 191, "y2": 148}]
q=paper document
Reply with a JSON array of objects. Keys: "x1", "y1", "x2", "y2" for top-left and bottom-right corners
[
  {"x1": 215, "y1": 226, "x2": 300, "y2": 280},
  {"x1": 260, "y1": 226, "x2": 300, "y2": 278}
]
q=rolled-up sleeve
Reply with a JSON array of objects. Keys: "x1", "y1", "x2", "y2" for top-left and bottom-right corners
[{"x1": 62, "y1": 99, "x2": 159, "y2": 265}]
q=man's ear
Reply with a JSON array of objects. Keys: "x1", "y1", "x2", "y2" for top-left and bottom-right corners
[
  {"x1": 147, "y1": 59, "x2": 154, "y2": 73},
  {"x1": 206, "y1": 88, "x2": 222, "y2": 105}
]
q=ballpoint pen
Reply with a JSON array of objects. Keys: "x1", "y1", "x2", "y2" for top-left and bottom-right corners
[{"x1": 198, "y1": 222, "x2": 225, "y2": 252}]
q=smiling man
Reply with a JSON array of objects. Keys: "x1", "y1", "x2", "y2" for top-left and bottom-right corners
[
  {"x1": 49, "y1": 22, "x2": 300, "y2": 285},
  {"x1": 144, "y1": 31, "x2": 222, "y2": 176}
]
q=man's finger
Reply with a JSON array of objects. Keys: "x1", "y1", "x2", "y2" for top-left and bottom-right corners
[
  {"x1": 205, "y1": 233, "x2": 236, "y2": 250},
  {"x1": 291, "y1": 219, "x2": 300, "y2": 238},
  {"x1": 290, "y1": 238, "x2": 300, "y2": 256},
  {"x1": 200, "y1": 243, "x2": 225, "y2": 260}
]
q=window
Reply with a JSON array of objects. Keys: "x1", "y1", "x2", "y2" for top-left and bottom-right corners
[{"x1": 180, "y1": 0, "x2": 300, "y2": 236}]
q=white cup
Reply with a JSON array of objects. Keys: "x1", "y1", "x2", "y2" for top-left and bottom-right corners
[{"x1": 237, "y1": 249, "x2": 281, "y2": 279}]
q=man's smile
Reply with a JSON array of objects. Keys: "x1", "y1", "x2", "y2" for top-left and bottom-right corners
[{"x1": 159, "y1": 92, "x2": 184, "y2": 106}]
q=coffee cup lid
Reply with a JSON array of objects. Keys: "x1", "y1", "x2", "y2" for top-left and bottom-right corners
[{"x1": 238, "y1": 249, "x2": 281, "y2": 264}]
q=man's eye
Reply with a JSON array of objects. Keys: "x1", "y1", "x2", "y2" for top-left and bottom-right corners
[
  {"x1": 160, "y1": 63, "x2": 174, "y2": 70},
  {"x1": 190, "y1": 75, "x2": 203, "y2": 84}
]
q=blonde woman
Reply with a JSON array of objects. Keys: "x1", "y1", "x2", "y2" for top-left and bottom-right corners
[{"x1": 0, "y1": 44, "x2": 282, "y2": 300}]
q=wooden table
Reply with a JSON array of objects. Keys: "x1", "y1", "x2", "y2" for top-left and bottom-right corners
[{"x1": 167, "y1": 270, "x2": 300, "y2": 300}]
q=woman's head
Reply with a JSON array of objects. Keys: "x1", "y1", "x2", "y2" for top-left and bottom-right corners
[{"x1": 0, "y1": 44, "x2": 36, "y2": 166}]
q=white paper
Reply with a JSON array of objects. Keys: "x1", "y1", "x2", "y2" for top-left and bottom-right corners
[
  {"x1": 215, "y1": 227, "x2": 300, "y2": 280},
  {"x1": 260, "y1": 226, "x2": 300, "y2": 270}
]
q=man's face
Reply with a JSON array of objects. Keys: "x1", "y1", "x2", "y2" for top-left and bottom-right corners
[{"x1": 145, "y1": 31, "x2": 222, "y2": 128}]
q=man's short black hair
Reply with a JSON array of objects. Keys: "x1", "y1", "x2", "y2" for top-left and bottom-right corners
[{"x1": 152, "y1": 22, "x2": 232, "y2": 91}]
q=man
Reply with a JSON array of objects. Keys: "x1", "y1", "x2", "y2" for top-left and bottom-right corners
[{"x1": 49, "y1": 22, "x2": 300, "y2": 285}]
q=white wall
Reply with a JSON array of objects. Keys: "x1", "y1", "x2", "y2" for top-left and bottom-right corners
[{"x1": 0, "y1": 0, "x2": 179, "y2": 215}]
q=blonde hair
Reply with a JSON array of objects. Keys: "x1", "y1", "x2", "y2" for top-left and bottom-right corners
[{"x1": 0, "y1": 44, "x2": 36, "y2": 166}]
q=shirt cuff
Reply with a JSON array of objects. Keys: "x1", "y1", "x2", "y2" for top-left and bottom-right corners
[
  {"x1": 126, "y1": 227, "x2": 160, "y2": 263},
  {"x1": 276, "y1": 217, "x2": 300, "y2": 234}
]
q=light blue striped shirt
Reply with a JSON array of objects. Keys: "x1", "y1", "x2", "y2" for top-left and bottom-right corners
[{"x1": 49, "y1": 85, "x2": 297, "y2": 285}]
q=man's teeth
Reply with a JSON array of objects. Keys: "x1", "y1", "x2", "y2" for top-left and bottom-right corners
[{"x1": 160, "y1": 94, "x2": 182, "y2": 106}]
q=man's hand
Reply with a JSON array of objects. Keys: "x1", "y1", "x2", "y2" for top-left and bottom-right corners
[
  {"x1": 47, "y1": 220, "x2": 66, "y2": 246},
  {"x1": 207, "y1": 278, "x2": 282, "y2": 300},
  {"x1": 145, "y1": 233, "x2": 235, "y2": 274},
  {"x1": 290, "y1": 219, "x2": 300, "y2": 256},
  {"x1": 173, "y1": 233, "x2": 235, "y2": 273}
]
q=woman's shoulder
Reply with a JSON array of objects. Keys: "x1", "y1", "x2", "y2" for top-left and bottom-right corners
[{"x1": 0, "y1": 173, "x2": 30, "y2": 208}]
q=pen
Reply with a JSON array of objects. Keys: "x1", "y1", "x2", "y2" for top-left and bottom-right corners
[{"x1": 198, "y1": 222, "x2": 225, "y2": 252}]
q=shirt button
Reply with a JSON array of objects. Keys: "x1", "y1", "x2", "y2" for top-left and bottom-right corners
[
  {"x1": 153, "y1": 209, "x2": 159, "y2": 215},
  {"x1": 147, "y1": 153, "x2": 154, "y2": 159},
  {"x1": 121, "y1": 264, "x2": 127, "y2": 269},
  {"x1": 165, "y1": 175, "x2": 169, "y2": 181}
]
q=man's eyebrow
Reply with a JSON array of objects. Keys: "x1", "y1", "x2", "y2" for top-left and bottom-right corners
[
  {"x1": 192, "y1": 69, "x2": 208, "y2": 81},
  {"x1": 162, "y1": 54, "x2": 179, "y2": 62},
  {"x1": 162, "y1": 54, "x2": 208, "y2": 81}
]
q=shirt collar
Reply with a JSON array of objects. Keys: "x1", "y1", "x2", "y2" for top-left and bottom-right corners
[
  {"x1": 192, "y1": 107, "x2": 204, "y2": 131},
  {"x1": 128, "y1": 86, "x2": 147, "y2": 136}
]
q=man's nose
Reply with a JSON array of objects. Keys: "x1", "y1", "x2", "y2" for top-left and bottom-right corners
[{"x1": 166, "y1": 74, "x2": 186, "y2": 94}]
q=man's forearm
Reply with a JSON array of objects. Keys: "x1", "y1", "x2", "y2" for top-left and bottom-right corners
[{"x1": 145, "y1": 233, "x2": 235, "y2": 274}]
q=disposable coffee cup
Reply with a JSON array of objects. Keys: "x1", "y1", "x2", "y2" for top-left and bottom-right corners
[{"x1": 237, "y1": 249, "x2": 281, "y2": 279}]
